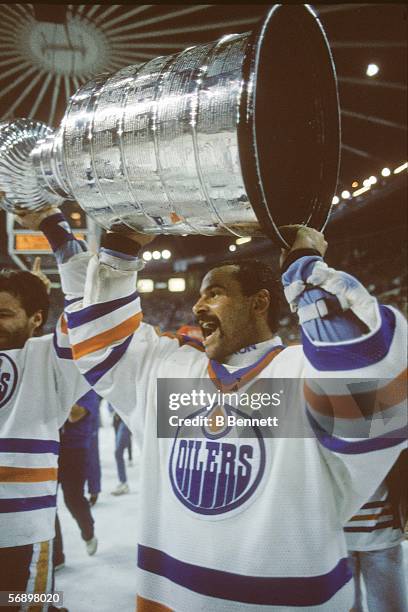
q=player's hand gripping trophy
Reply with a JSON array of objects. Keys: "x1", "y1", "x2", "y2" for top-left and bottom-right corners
[{"x1": 0, "y1": 5, "x2": 340, "y2": 249}]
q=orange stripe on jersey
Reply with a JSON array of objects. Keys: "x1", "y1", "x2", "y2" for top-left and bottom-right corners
[
  {"x1": 208, "y1": 347, "x2": 283, "y2": 392},
  {"x1": 0, "y1": 466, "x2": 57, "y2": 483},
  {"x1": 28, "y1": 541, "x2": 50, "y2": 611},
  {"x1": 237, "y1": 348, "x2": 284, "y2": 386},
  {"x1": 60, "y1": 314, "x2": 68, "y2": 335},
  {"x1": 73, "y1": 312, "x2": 143, "y2": 359},
  {"x1": 304, "y1": 368, "x2": 407, "y2": 419},
  {"x1": 137, "y1": 595, "x2": 173, "y2": 612}
]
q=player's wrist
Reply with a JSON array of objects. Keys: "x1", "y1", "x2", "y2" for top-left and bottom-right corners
[
  {"x1": 102, "y1": 232, "x2": 145, "y2": 256},
  {"x1": 280, "y1": 249, "x2": 322, "y2": 274},
  {"x1": 40, "y1": 210, "x2": 74, "y2": 252}
]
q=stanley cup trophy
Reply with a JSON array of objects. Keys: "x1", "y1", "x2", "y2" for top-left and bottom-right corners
[{"x1": 0, "y1": 5, "x2": 340, "y2": 247}]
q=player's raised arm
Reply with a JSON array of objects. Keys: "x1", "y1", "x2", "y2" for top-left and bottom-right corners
[
  {"x1": 15, "y1": 205, "x2": 91, "y2": 366},
  {"x1": 15, "y1": 205, "x2": 90, "y2": 297},
  {"x1": 280, "y1": 225, "x2": 407, "y2": 521},
  {"x1": 59, "y1": 230, "x2": 195, "y2": 425},
  {"x1": 11, "y1": 207, "x2": 91, "y2": 422}
]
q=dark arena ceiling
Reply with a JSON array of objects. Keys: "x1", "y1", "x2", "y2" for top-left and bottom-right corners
[{"x1": 0, "y1": 3, "x2": 407, "y2": 260}]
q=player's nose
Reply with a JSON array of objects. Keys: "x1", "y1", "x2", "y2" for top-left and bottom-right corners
[{"x1": 192, "y1": 296, "x2": 209, "y2": 317}]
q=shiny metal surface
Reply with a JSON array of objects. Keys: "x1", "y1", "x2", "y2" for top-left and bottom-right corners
[
  {"x1": 0, "y1": 119, "x2": 66, "y2": 211},
  {"x1": 0, "y1": 5, "x2": 340, "y2": 245}
]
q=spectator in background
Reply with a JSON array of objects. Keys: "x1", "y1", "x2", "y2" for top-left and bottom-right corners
[
  {"x1": 111, "y1": 411, "x2": 132, "y2": 496},
  {"x1": 56, "y1": 390, "x2": 100, "y2": 562},
  {"x1": 86, "y1": 406, "x2": 102, "y2": 506}
]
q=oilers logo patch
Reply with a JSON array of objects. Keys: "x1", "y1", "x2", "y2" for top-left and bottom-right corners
[
  {"x1": 0, "y1": 353, "x2": 18, "y2": 409},
  {"x1": 169, "y1": 405, "x2": 266, "y2": 515}
]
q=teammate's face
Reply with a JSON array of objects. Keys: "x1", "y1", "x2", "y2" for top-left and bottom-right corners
[
  {"x1": 193, "y1": 266, "x2": 259, "y2": 362},
  {"x1": 0, "y1": 291, "x2": 42, "y2": 350}
]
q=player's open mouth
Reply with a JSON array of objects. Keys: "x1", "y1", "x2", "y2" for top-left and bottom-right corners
[{"x1": 199, "y1": 319, "x2": 220, "y2": 345}]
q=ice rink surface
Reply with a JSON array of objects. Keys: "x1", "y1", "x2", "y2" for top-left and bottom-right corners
[
  {"x1": 56, "y1": 411, "x2": 408, "y2": 612},
  {"x1": 56, "y1": 411, "x2": 140, "y2": 612}
]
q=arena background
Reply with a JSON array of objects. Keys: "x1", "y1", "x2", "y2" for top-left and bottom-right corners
[
  {"x1": 0, "y1": 4, "x2": 407, "y2": 611},
  {"x1": 0, "y1": 3, "x2": 406, "y2": 340}
]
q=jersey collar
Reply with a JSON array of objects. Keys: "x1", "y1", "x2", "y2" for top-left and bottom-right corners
[{"x1": 208, "y1": 337, "x2": 285, "y2": 392}]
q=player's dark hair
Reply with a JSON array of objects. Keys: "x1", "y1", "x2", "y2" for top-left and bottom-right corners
[
  {"x1": 0, "y1": 269, "x2": 50, "y2": 331},
  {"x1": 211, "y1": 259, "x2": 281, "y2": 332}
]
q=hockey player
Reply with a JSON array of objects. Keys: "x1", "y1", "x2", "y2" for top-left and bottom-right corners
[
  {"x1": 22, "y1": 207, "x2": 407, "y2": 611},
  {"x1": 0, "y1": 213, "x2": 91, "y2": 609}
]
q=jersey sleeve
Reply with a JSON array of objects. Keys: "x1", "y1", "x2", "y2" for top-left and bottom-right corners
[
  {"x1": 61, "y1": 251, "x2": 188, "y2": 426},
  {"x1": 49, "y1": 323, "x2": 91, "y2": 428},
  {"x1": 39, "y1": 210, "x2": 105, "y2": 425},
  {"x1": 283, "y1": 255, "x2": 407, "y2": 523}
]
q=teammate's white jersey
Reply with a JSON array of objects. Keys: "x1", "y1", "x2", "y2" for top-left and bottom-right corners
[
  {"x1": 60, "y1": 254, "x2": 407, "y2": 611},
  {"x1": 0, "y1": 327, "x2": 89, "y2": 548}
]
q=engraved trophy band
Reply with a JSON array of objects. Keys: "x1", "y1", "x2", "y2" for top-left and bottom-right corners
[{"x1": 0, "y1": 4, "x2": 340, "y2": 246}]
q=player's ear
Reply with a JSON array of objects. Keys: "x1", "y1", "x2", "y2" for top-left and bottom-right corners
[
  {"x1": 29, "y1": 310, "x2": 44, "y2": 334},
  {"x1": 252, "y1": 289, "x2": 270, "y2": 317}
]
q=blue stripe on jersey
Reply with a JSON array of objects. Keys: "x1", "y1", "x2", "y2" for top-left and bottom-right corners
[
  {"x1": 64, "y1": 296, "x2": 82, "y2": 308},
  {"x1": 66, "y1": 291, "x2": 138, "y2": 329},
  {"x1": 0, "y1": 495, "x2": 56, "y2": 513},
  {"x1": 301, "y1": 305, "x2": 395, "y2": 371},
  {"x1": 307, "y1": 410, "x2": 407, "y2": 454},
  {"x1": 53, "y1": 333, "x2": 73, "y2": 360},
  {"x1": 100, "y1": 247, "x2": 138, "y2": 261},
  {"x1": 137, "y1": 545, "x2": 352, "y2": 606},
  {"x1": 0, "y1": 439, "x2": 60, "y2": 454},
  {"x1": 84, "y1": 334, "x2": 133, "y2": 386},
  {"x1": 180, "y1": 334, "x2": 204, "y2": 350}
]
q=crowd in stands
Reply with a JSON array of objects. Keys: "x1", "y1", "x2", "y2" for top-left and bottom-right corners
[{"x1": 43, "y1": 226, "x2": 406, "y2": 342}]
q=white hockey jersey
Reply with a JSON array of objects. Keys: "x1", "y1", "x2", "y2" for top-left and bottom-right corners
[
  {"x1": 60, "y1": 255, "x2": 407, "y2": 611},
  {"x1": 0, "y1": 322, "x2": 89, "y2": 548}
]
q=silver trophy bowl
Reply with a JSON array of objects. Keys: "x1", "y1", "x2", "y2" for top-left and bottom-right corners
[{"x1": 0, "y1": 5, "x2": 340, "y2": 246}]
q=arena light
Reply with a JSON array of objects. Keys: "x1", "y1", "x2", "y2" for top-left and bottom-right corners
[
  {"x1": 351, "y1": 181, "x2": 358, "y2": 188},
  {"x1": 381, "y1": 167, "x2": 391, "y2": 177},
  {"x1": 363, "y1": 179, "x2": 371, "y2": 188},
  {"x1": 331, "y1": 195, "x2": 339, "y2": 205},
  {"x1": 142, "y1": 251, "x2": 152, "y2": 261},
  {"x1": 352, "y1": 185, "x2": 371, "y2": 197},
  {"x1": 368, "y1": 175, "x2": 377, "y2": 185},
  {"x1": 341, "y1": 190, "x2": 351, "y2": 199},
  {"x1": 229, "y1": 244, "x2": 237, "y2": 252},
  {"x1": 152, "y1": 250, "x2": 161, "y2": 260},
  {"x1": 161, "y1": 249, "x2": 171, "y2": 260},
  {"x1": 236, "y1": 237, "x2": 252, "y2": 245},
  {"x1": 366, "y1": 63, "x2": 379, "y2": 77},
  {"x1": 394, "y1": 161, "x2": 407, "y2": 174},
  {"x1": 168, "y1": 278, "x2": 186, "y2": 292},
  {"x1": 137, "y1": 279, "x2": 154, "y2": 293}
]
